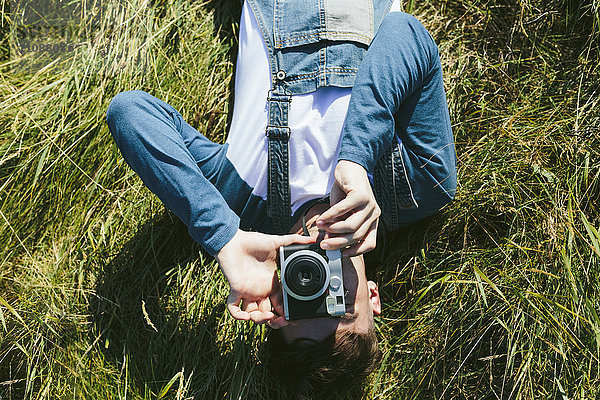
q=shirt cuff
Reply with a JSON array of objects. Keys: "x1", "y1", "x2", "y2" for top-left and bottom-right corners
[
  {"x1": 194, "y1": 212, "x2": 240, "y2": 257},
  {"x1": 338, "y1": 148, "x2": 375, "y2": 174}
]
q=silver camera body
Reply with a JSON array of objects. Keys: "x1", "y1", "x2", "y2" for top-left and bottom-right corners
[{"x1": 279, "y1": 243, "x2": 346, "y2": 320}]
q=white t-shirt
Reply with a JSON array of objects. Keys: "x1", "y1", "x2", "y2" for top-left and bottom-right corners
[{"x1": 226, "y1": 1, "x2": 400, "y2": 213}]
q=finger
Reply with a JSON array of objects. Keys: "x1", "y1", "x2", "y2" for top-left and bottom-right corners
[
  {"x1": 342, "y1": 239, "x2": 375, "y2": 257},
  {"x1": 249, "y1": 309, "x2": 275, "y2": 324},
  {"x1": 322, "y1": 217, "x2": 378, "y2": 251},
  {"x1": 258, "y1": 298, "x2": 273, "y2": 313},
  {"x1": 242, "y1": 301, "x2": 259, "y2": 313},
  {"x1": 320, "y1": 233, "x2": 356, "y2": 250},
  {"x1": 320, "y1": 220, "x2": 371, "y2": 250},
  {"x1": 342, "y1": 222, "x2": 378, "y2": 257},
  {"x1": 227, "y1": 303, "x2": 251, "y2": 320},
  {"x1": 248, "y1": 298, "x2": 276, "y2": 324},
  {"x1": 317, "y1": 195, "x2": 364, "y2": 224},
  {"x1": 227, "y1": 294, "x2": 251, "y2": 321},
  {"x1": 321, "y1": 206, "x2": 374, "y2": 234},
  {"x1": 266, "y1": 316, "x2": 289, "y2": 329},
  {"x1": 275, "y1": 233, "x2": 316, "y2": 247}
]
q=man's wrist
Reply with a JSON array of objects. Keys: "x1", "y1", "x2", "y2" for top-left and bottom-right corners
[
  {"x1": 336, "y1": 159, "x2": 368, "y2": 173},
  {"x1": 335, "y1": 159, "x2": 370, "y2": 187},
  {"x1": 215, "y1": 228, "x2": 242, "y2": 265}
]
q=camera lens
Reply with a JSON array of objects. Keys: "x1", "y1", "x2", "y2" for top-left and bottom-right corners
[{"x1": 284, "y1": 254, "x2": 327, "y2": 297}]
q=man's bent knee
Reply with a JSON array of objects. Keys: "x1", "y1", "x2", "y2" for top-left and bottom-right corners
[{"x1": 105, "y1": 90, "x2": 173, "y2": 150}]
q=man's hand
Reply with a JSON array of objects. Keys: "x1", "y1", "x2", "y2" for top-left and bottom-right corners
[
  {"x1": 317, "y1": 160, "x2": 381, "y2": 257},
  {"x1": 215, "y1": 229, "x2": 315, "y2": 328}
]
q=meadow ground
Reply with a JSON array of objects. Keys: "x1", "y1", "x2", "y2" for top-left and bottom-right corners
[{"x1": 0, "y1": 0, "x2": 599, "y2": 398}]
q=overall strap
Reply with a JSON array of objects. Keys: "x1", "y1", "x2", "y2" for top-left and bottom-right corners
[{"x1": 266, "y1": 73, "x2": 292, "y2": 233}]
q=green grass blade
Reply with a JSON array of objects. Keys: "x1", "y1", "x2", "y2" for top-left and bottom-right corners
[{"x1": 157, "y1": 371, "x2": 181, "y2": 399}]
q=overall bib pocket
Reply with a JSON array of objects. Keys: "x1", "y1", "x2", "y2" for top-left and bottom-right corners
[{"x1": 273, "y1": 0, "x2": 374, "y2": 49}]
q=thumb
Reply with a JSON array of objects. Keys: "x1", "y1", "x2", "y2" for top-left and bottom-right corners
[{"x1": 226, "y1": 291, "x2": 251, "y2": 321}]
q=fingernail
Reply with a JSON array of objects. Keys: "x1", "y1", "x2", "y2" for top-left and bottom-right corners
[{"x1": 321, "y1": 243, "x2": 330, "y2": 249}]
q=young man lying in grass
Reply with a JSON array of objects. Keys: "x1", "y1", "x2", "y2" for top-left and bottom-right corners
[{"x1": 106, "y1": 0, "x2": 456, "y2": 396}]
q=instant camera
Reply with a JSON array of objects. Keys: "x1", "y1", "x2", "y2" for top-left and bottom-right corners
[{"x1": 279, "y1": 242, "x2": 346, "y2": 320}]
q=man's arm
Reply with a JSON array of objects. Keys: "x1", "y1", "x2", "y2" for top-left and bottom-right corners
[
  {"x1": 318, "y1": 13, "x2": 453, "y2": 254},
  {"x1": 106, "y1": 91, "x2": 314, "y2": 326}
]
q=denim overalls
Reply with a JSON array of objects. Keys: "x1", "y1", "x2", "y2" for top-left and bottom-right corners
[
  {"x1": 246, "y1": 0, "x2": 395, "y2": 233},
  {"x1": 106, "y1": 5, "x2": 457, "y2": 255}
]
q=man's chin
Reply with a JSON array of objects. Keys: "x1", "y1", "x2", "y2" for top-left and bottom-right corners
[{"x1": 279, "y1": 316, "x2": 342, "y2": 343}]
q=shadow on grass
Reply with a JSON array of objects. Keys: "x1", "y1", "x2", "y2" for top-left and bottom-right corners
[
  {"x1": 87, "y1": 197, "x2": 521, "y2": 399},
  {"x1": 90, "y1": 212, "x2": 267, "y2": 399}
]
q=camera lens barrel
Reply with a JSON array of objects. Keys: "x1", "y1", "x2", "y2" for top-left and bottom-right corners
[
  {"x1": 284, "y1": 254, "x2": 327, "y2": 297},
  {"x1": 281, "y1": 250, "x2": 330, "y2": 301}
]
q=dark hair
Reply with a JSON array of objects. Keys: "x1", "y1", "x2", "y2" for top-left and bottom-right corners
[{"x1": 266, "y1": 324, "x2": 381, "y2": 399}]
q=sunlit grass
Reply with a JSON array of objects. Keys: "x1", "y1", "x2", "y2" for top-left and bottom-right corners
[{"x1": 0, "y1": 0, "x2": 599, "y2": 398}]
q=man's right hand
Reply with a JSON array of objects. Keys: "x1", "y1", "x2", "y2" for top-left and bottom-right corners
[{"x1": 215, "y1": 229, "x2": 315, "y2": 327}]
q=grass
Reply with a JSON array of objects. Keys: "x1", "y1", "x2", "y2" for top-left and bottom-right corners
[{"x1": 0, "y1": 0, "x2": 599, "y2": 398}]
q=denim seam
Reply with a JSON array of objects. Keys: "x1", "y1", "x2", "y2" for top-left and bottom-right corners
[
  {"x1": 319, "y1": 0, "x2": 326, "y2": 87},
  {"x1": 323, "y1": 32, "x2": 372, "y2": 42},
  {"x1": 319, "y1": 43, "x2": 326, "y2": 87},
  {"x1": 398, "y1": 141, "x2": 418, "y2": 208},
  {"x1": 275, "y1": 31, "x2": 320, "y2": 46},
  {"x1": 275, "y1": 31, "x2": 373, "y2": 48},
  {"x1": 286, "y1": 67, "x2": 359, "y2": 82}
]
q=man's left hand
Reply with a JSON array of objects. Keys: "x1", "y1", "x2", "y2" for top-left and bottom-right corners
[{"x1": 317, "y1": 160, "x2": 380, "y2": 257}]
